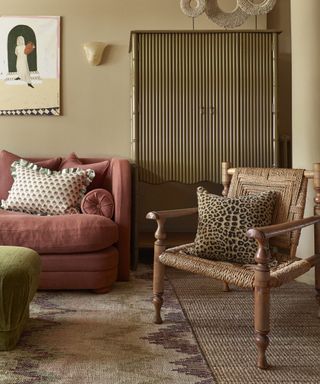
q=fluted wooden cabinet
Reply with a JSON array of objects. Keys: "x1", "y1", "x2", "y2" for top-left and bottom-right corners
[
  {"x1": 129, "y1": 30, "x2": 279, "y2": 262},
  {"x1": 130, "y1": 30, "x2": 279, "y2": 184}
]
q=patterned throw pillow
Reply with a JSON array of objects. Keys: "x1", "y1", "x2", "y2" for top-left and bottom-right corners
[
  {"x1": 0, "y1": 149, "x2": 61, "y2": 200},
  {"x1": 0, "y1": 159, "x2": 95, "y2": 216},
  {"x1": 192, "y1": 187, "x2": 277, "y2": 264}
]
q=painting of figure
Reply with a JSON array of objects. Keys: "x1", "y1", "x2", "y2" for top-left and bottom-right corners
[
  {"x1": 15, "y1": 36, "x2": 35, "y2": 88},
  {"x1": 0, "y1": 16, "x2": 60, "y2": 116}
]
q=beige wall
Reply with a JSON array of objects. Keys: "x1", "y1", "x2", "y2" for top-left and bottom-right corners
[
  {"x1": 1, "y1": 0, "x2": 265, "y2": 158},
  {"x1": 267, "y1": 0, "x2": 291, "y2": 147}
]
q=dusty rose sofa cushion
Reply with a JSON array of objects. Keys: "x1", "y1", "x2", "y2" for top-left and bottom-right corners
[
  {"x1": 0, "y1": 209, "x2": 118, "y2": 254},
  {"x1": 60, "y1": 153, "x2": 109, "y2": 191},
  {"x1": 81, "y1": 188, "x2": 114, "y2": 218},
  {"x1": 0, "y1": 150, "x2": 61, "y2": 200}
]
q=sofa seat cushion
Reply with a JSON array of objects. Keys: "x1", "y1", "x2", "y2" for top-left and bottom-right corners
[{"x1": 0, "y1": 210, "x2": 118, "y2": 254}]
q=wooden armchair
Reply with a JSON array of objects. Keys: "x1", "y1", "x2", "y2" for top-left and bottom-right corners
[{"x1": 146, "y1": 162, "x2": 320, "y2": 369}]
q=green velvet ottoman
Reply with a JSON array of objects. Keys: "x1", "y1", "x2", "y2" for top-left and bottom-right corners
[{"x1": 0, "y1": 246, "x2": 41, "y2": 350}]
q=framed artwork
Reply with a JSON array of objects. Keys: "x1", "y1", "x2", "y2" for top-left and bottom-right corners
[{"x1": 0, "y1": 16, "x2": 60, "y2": 116}]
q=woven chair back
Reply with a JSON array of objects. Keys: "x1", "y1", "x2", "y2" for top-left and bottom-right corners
[{"x1": 227, "y1": 167, "x2": 308, "y2": 259}]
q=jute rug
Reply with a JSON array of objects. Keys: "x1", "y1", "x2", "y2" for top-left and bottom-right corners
[
  {"x1": 167, "y1": 268, "x2": 320, "y2": 384},
  {"x1": 0, "y1": 267, "x2": 213, "y2": 384}
]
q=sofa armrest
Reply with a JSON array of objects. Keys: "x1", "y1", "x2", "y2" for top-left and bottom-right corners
[{"x1": 110, "y1": 158, "x2": 131, "y2": 281}]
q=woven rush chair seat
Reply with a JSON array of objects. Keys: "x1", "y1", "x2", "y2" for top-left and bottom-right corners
[
  {"x1": 147, "y1": 162, "x2": 320, "y2": 370},
  {"x1": 160, "y1": 243, "x2": 313, "y2": 289}
]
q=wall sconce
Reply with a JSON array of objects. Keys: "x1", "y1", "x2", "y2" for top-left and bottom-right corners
[{"x1": 83, "y1": 42, "x2": 107, "y2": 66}]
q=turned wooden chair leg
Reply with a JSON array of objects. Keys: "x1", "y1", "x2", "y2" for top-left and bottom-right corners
[
  {"x1": 254, "y1": 284, "x2": 270, "y2": 370},
  {"x1": 153, "y1": 250, "x2": 165, "y2": 324},
  {"x1": 152, "y1": 217, "x2": 167, "y2": 324},
  {"x1": 252, "y1": 236, "x2": 271, "y2": 369}
]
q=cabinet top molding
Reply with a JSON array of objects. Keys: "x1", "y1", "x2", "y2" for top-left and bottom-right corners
[{"x1": 130, "y1": 29, "x2": 281, "y2": 34}]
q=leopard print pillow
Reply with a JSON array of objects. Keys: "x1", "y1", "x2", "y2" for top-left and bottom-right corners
[{"x1": 192, "y1": 187, "x2": 277, "y2": 264}]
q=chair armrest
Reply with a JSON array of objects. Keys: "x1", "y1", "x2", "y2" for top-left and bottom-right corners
[
  {"x1": 146, "y1": 207, "x2": 198, "y2": 221},
  {"x1": 146, "y1": 208, "x2": 197, "y2": 246},
  {"x1": 247, "y1": 215, "x2": 320, "y2": 241}
]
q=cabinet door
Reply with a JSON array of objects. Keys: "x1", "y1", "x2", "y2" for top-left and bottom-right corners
[
  {"x1": 209, "y1": 32, "x2": 276, "y2": 179},
  {"x1": 137, "y1": 32, "x2": 210, "y2": 184}
]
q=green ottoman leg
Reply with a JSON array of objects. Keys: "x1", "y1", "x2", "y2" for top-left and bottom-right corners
[{"x1": 0, "y1": 246, "x2": 41, "y2": 350}]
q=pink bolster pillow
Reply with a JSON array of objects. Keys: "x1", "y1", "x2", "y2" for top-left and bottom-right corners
[{"x1": 81, "y1": 188, "x2": 114, "y2": 218}]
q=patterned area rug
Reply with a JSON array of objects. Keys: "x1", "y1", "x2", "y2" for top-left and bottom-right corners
[
  {"x1": 167, "y1": 269, "x2": 320, "y2": 384},
  {"x1": 0, "y1": 267, "x2": 213, "y2": 384}
]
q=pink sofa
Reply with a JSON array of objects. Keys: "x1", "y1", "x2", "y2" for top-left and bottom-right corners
[{"x1": 0, "y1": 157, "x2": 131, "y2": 292}]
